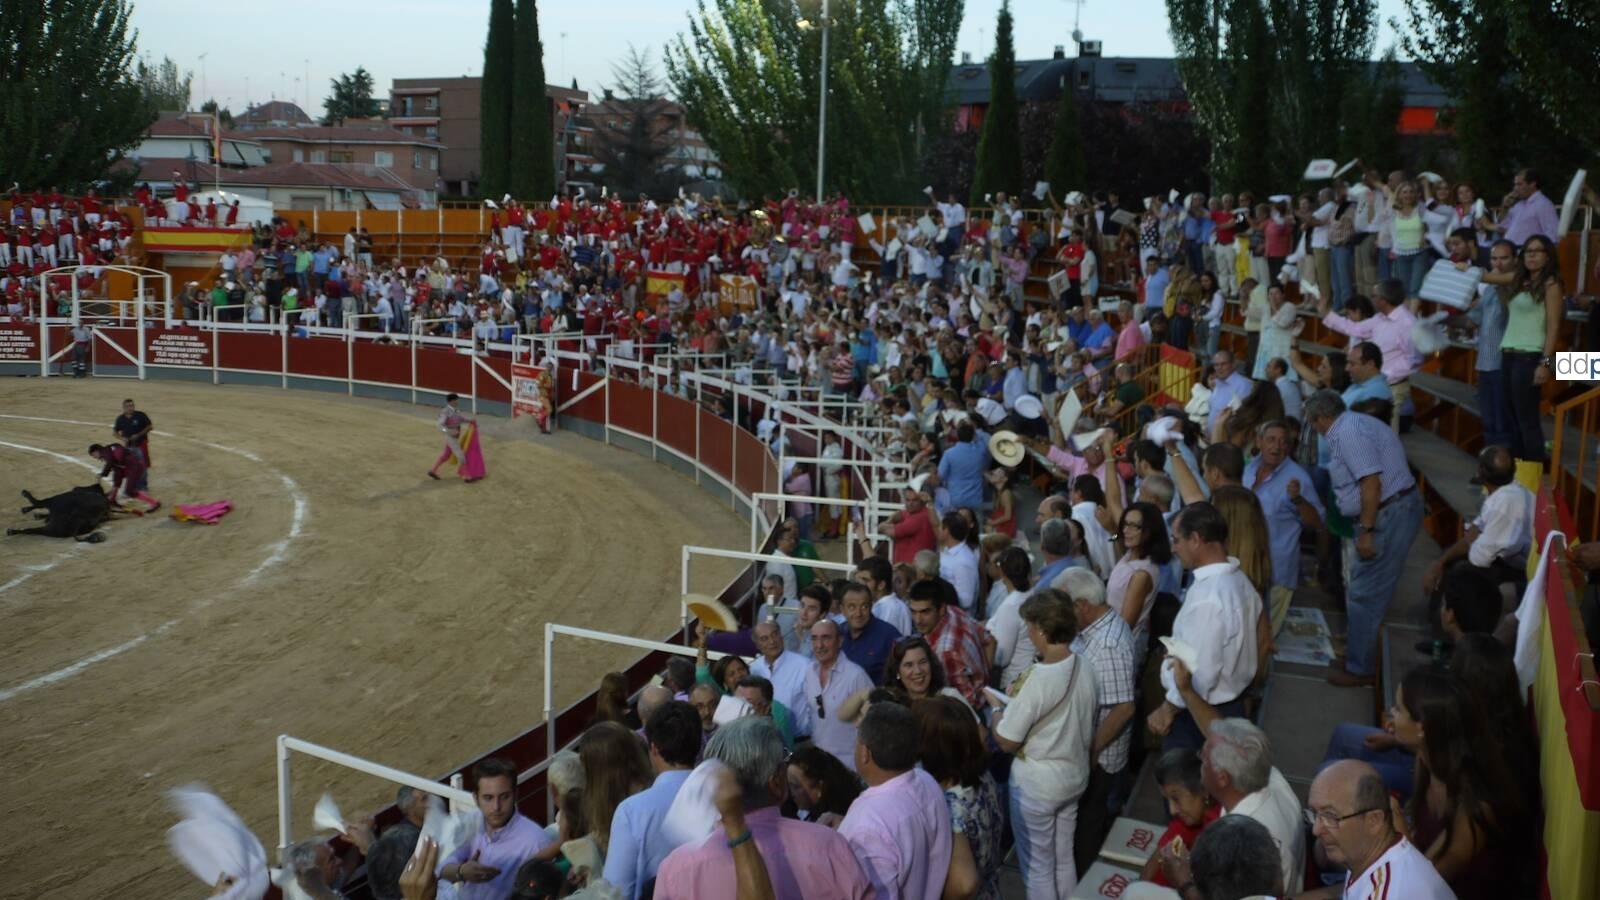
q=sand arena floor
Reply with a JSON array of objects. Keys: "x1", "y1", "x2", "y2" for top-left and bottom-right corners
[{"x1": 0, "y1": 378, "x2": 747, "y2": 899}]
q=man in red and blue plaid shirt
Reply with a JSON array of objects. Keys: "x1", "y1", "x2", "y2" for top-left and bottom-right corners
[{"x1": 907, "y1": 578, "x2": 988, "y2": 708}]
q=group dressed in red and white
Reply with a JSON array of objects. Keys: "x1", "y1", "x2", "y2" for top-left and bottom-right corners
[{"x1": 1, "y1": 186, "x2": 137, "y2": 316}]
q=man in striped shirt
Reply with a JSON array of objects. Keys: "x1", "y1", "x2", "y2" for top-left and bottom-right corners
[{"x1": 1304, "y1": 391, "x2": 1422, "y2": 688}]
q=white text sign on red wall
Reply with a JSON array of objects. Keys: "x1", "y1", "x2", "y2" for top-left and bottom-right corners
[
  {"x1": 149, "y1": 332, "x2": 211, "y2": 367},
  {"x1": 0, "y1": 327, "x2": 40, "y2": 361}
]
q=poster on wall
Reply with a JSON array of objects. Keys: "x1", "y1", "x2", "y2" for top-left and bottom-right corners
[
  {"x1": 512, "y1": 363, "x2": 551, "y2": 428},
  {"x1": 0, "y1": 324, "x2": 40, "y2": 362},
  {"x1": 147, "y1": 330, "x2": 212, "y2": 367}
]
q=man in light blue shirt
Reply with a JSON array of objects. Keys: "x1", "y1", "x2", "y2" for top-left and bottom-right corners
[
  {"x1": 602, "y1": 701, "x2": 702, "y2": 900},
  {"x1": 1001, "y1": 353, "x2": 1028, "y2": 411},
  {"x1": 1341, "y1": 341, "x2": 1393, "y2": 409},
  {"x1": 935, "y1": 420, "x2": 988, "y2": 511},
  {"x1": 1206, "y1": 350, "x2": 1255, "y2": 435},
  {"x1": 1467, "y1": 240, "x2": 1514, "y2": 447},
  {"x1": 1244, "y1": 421, "x2": 1324, "y2": 592}
]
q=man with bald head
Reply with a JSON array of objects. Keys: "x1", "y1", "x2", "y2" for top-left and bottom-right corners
[
  {"x1": 1421, "y1": 443, "x2": 1534, "y2": 597},
  {"x1": 799, "y1": 618, "x2": 873, "y2": 770},
  {"x1": 1307, "y1": 761, "x2": 1454, "y2": 899}
]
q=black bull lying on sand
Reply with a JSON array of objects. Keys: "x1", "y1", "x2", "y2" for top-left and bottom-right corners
[{"x1": 7, "y1": 486, "x2": 113, "y2": 542}]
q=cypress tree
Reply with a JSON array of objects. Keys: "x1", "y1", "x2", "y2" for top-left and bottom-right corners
[
  {"x1": 510, "y1": 0, "x2": 555, "y2": 199},
  {"x1": 479, "y1": 0, "x2": 515, "y2": 199},
  {"x1": 1043, "y1": 80, "x2": 1086, "y2": 195},
  {"x1": 970, "y1": 1, "x2": 1022, "y2": 207}
]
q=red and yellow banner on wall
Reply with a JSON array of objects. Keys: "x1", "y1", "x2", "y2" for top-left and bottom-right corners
[{"x1": 142, "y1": 227, "x2": 253, "y2": 254}]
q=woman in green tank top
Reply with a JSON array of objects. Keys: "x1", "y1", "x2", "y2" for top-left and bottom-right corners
[{"x1": 1465, "y1": 234, "x2": 1563, "y2": 462}]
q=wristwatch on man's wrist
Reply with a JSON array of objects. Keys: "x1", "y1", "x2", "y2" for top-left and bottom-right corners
[{"x1": 1356, "y1": 523, "x2": 1378, "y2": 535}]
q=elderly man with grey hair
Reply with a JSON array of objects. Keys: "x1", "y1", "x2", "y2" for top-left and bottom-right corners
[
  {"x1": 544, "y1": 749, "x2": 586, "y2": 840},
  {"x1": 750, "y1": 621, "x2": 809, "y2": 737},
  {"x1": 282, "y1": 838, "x2": 348, "y2": 900},
  {"x1": 1156, "y1": 813, "x2": 1284, "y2": 900},
  {"x1": 652, "y1": 717, "x2": 873, "y2": 899},
  {"x1": 1052, "y1": 566, "x2": 1139, "y2": 875},
  {"x1": 1199, "y1": 718, "x2": 1304, "y2": 892},
  {"x1": 1036, "y1": 516, "x2": 1080, "y2": 587}
]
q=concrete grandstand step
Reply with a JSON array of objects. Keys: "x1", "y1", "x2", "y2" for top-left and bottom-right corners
[
  {"x1": 1411, "y1": 371, "x2": 1480, "y2": 416},
  {"x1": 1401, "y1": 427, "x2": 1484, "y2": 524}
]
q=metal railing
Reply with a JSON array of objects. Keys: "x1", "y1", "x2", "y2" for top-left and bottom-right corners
[
  {"x1": 1551, "y1": 384, "x2": 1600, "y2": 541},
  {"x1": 275, "y1": 735, "x2": 470, "y2": 854}
]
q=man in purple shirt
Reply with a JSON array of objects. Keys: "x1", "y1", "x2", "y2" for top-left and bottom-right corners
[
  {"x1": 838, "y1": 703, "x2": 953, "y2": 900},
  {"x1": 437, "y1": 757, "x2": 553, "y2": 899},
  {"x1": 653, "y1": 717, "x2": 872, "y2": 899},
  {"x1": 1497, "y1": 168, "x2": 1560, "y2": 248}
]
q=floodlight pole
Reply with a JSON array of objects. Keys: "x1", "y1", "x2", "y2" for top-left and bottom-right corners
[{"x1": 815, "y1": 0, "x2": 830, "y2": 201}]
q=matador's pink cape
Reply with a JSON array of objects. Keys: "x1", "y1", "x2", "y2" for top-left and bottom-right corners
[{"x1": 169, "y1": 500, "x2": 234, "y2": 524}]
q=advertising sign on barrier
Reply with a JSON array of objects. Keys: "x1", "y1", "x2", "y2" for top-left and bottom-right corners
[
  {"x1": 147, "y1": 329, "x2": 212, "y2": 367},
  {"x1": 0, "y1": 324, "x2": 40, "y2": 362},
  {"x1": 512, "y1": 363, "x2": 550, "y2": 422}
]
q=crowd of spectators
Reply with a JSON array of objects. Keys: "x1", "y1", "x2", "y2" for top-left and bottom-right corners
[{"x1": 138, "y1": 161, "x2": 1590, "y2": 899}]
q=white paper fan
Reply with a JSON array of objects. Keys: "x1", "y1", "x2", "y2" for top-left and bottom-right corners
[{"x1": 312, "y1": 793, "x2": 344, "y2": 834}]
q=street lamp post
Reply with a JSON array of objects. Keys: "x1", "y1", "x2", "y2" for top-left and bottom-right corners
[{"x1": 815, "y1": 0, "x2": 830, "y2": 201}]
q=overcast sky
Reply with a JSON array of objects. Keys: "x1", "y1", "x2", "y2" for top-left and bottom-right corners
[{"x1": 130, "y1": 0, "x2": 1414, "y2": 116}]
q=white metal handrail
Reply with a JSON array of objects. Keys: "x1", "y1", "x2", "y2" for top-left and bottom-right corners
[{"x1": 275, "y1": 734, "x2": 471, "y2": 854}]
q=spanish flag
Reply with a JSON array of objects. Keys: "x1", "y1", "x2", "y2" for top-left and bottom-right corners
[
  {"x1": 645, "y1": 269, "x2": 685, "y2": 299},
  {"x1": 1154, "y1": 344, "x2": 1197, "y2": 406}
]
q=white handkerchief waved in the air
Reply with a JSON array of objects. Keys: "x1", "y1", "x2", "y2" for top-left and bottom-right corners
[
  {"x1": 713, "y1": 694, "x2": 754, "y2": 726},
  {"x1": 420, "y1": 794, "x2": 481, "y2": 864},
  {"x1": 312, "y1": 793, "x2": 344, "y2": 834},
  {"x1": 663, "y1": 759, "x2": 732, "y2": 846},
  {"x1": 167, "y1": 784, "x2": 270, "y2": 900},
  {"x1": 1145, "y1": 416, "x2": 1180, "y2": 447}
]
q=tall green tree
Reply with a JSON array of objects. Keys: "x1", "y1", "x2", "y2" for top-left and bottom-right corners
[
  {"x1": 970, "y1": 1, "x2": 1022, "y2": 206},
  {"x1": 0, "y1": 0, "x2": 153, "y2": 189},
  {"x1": 200, "y1": 98, "x2": 235, "y2": 129},
  {"x1": 666, "y1": 0, "x2": 963, "y2": 201},
  {"x1": 1043, "y1": 79, "x2": 1086, "y2": 195},
  {"x1": 509, "y1": 0, "x2": 554, "y2": 199},
  {"x1": 1502, "y1": 0, "x2": 1600, "y2": 153},
  {"x1": 321, "y1": 67, "x2": 380, "y2": 125},
  {"x1": 479, "y1": 0, "x2": 515, "y2": 199},
  {"x1": 1169, "y1": 0, "x2": 1381, "y2": 191},
  {"x1": 593, "y1": 47, "x2": 682, "y2": 197},
  {"x1": 1336, "y1": 51, "x2": 1403, "y2": 178},
  {"x1": 136, "y1": 55, "x2": 192, "y2": 112},
  {"x1": 1398, "y1": 0, "x2": 1584, "y2": 193}
]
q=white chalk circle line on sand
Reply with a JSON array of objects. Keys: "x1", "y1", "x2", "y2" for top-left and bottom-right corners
[{"x1": 0, "y1": 414, "x2": 309, "y2": 702}]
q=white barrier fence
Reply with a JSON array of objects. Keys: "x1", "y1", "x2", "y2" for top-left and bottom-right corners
[{"x1": 275, "y1": 735, "x2": 471, "y2": 855}]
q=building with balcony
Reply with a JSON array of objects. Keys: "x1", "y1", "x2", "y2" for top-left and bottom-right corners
[{"x1": 389, "y1": 76, "x2": 590, "y2": 197}]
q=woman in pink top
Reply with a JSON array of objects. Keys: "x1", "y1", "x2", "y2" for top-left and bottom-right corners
[{"x1": 1106, "y1": 501, "x2": 1172, "y2": 666}]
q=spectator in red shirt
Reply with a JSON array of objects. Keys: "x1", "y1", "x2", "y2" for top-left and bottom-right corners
[
  {"x1": 877, "y1": 485, "x2": 938, "y2": 565},
  {"x1": 1140, "y1": 748, "x2": 1222, "y2": 887}
]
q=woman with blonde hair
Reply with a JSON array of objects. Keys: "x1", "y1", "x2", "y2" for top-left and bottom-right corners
[
  {"x1": 1209, "y1": 484, "x2": 1278, "y2": 672},
  {"x1": 1388, "y1": 180, "x2": 1428, "y2": 302}
]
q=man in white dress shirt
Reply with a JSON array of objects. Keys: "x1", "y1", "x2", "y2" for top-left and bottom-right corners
[
  {"x1": 937, "y1": 512, "x2": 981, "y2": 614},
  {"x1": 1421, "y1": 444, "x2": 1533, "y2": 596},
  {"x1": 799, "y1": 619, "x2": 874, "y2": 770},
  {"x1": 1200, "y1": 718, "x2": 1304, "y2": 893},
  {"x1": 1309, "y1": 761, "x2": 1456, "y2": 900},
  {"x1": 750, "y1": 622, "x2": 810, "y2": 737},
  {"x1": 1146, "y1": 502, "x2": 1261, "y2": 752}
]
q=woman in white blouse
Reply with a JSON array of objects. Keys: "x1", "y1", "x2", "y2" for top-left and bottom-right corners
[
  {"x1": 986, "y1": 546, "x2": 1036, "y2": 693},
  {"x1": 992, "y1": 588, "x2": 1097, "y2": 900}
]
